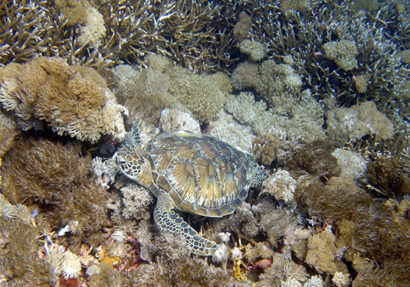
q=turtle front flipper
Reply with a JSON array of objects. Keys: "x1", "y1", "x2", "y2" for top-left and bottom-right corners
[{"x1": 154, "y1": 193, "x2": 217, "y2": 256}]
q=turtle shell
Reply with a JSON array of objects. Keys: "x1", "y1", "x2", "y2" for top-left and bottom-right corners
[{"x1": 147, "y1": 130, "x2": 255, "y2": 217}]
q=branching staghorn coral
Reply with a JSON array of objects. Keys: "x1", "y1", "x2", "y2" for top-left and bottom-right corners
[
  {"x1": 0, "y1": 57, "x2": 127, "y2": 142},
  {"x1": 94, "y1": 0, "x2": 238, "y2": 72},
  {"x1": 0, "y1": 0, "x2": 68, "y2": 66}
]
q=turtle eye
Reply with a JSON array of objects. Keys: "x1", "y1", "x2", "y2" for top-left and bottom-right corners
[
  {"x1": 116, "y1": 158, "x2": 127, "y2": 166},
  {"x1": 115, "y1": 152, "x2": 129, "y2": 166}
]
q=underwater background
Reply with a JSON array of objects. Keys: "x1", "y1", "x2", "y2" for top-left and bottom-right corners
[{"x1": 0, "y1": 0, "x2": 409, "y2": 286}]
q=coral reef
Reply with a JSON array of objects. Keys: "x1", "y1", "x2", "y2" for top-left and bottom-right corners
[
  {"x1": 55, "y1": 0, "x2": 106, "y2": 46},
  {"x1": 261, "y1": 169, "x2": 297, "y2": 203},
  {"x1": 239, "y1": 40, "x2": 266, "y2": 62},
  {"x1": 323, "y1": 40, "x2": 358, "y2": 71},
  {"x1": 207, "y1": 111, "x2": 255, "y2": 152},
  {"x1": 0, "y1": 1, "x2": 408, "y2": 286},
  {"x1": 225, "y1": 91, "x2": 325, "y2": 142},
  {"x1": 295, "y1": 176, "x2": 410, "y2": 286},
  {"x1": 326, "y1": 101, "x2": 395, "y2": 144},
  {"x1": 1, "y1": 136, "x2": 110, "y2": 234},
  {"x1": 159, "y1": 108, "x2": 201, "y2": 133},
  {"x1": 0, "y1": 57, "x2": 127, "y2": 142},
  {"x1": 113, "y1": 56, "x2": 227, "y2": 123},
  {"x1": 365, "y1": 155, "x2": 409, "y2": 198}
]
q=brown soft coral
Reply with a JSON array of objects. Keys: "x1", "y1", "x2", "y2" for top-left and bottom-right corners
[
  {"x1": 252, "y1": 136, "x2": 339, "y2": 179},
  {"x1": 0, "y1": 111, "x2": 19, "y2": 159},
  {"x1": 366, "y1": 155, "x2": 410, "y2": 198},
  {"x1": 1, "y1": 136, "x2": 109, "y2": 234},
  {"x1": 286, "y1": 140, "x2": 340, "y2": 178},
  {"x1": 0, "y1": 57, "x2": 127, "y2": 142},
  {"x1": 0, "y1": 216, "x2": 56, "y2": 286},
  {"x1": 295, "y1": 176, "x2": 410, "y2": 286}
]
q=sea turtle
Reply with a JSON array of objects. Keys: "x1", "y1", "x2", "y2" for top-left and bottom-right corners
[{"x1": 114, "y1": 124, "x2": 267, "y2": 256}]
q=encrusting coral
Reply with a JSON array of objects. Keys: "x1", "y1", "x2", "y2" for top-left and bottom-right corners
[
  {"x1": 0, "y1": 57, "x2": 127, "y2": 142},
  {"x1": 323, "y1": 40, "x2": 359, "y2": 71},
  {"x1": 239, "y1": 40, "x2": 266, "y2": 62},
  {"x1": 55, "y1": 0, "x2": 106, "y2": 46},
  {"x1": 326, "y1": 101, "x2": 394, "y2": 144},
  {"x1": 1, "y1": 136, "x2": 110, "y2": 234}
]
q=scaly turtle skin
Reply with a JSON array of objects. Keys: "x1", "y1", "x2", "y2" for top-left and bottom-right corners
[{"x1": 114, "y1": 124, "x2": 267, "y2": 256}]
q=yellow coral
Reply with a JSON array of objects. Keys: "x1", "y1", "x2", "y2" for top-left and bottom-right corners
[{"x1": 233, "y1": 259, "x2": 246, "y2": 281}]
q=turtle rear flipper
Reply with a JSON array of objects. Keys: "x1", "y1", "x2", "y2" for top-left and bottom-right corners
[{"x1": 154, "y1": 193, "x2": 217, "y2": 256}]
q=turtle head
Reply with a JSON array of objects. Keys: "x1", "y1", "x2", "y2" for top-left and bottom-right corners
[{"x1": 114, "y1": 149, "x2": 153, "y2": 188}]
